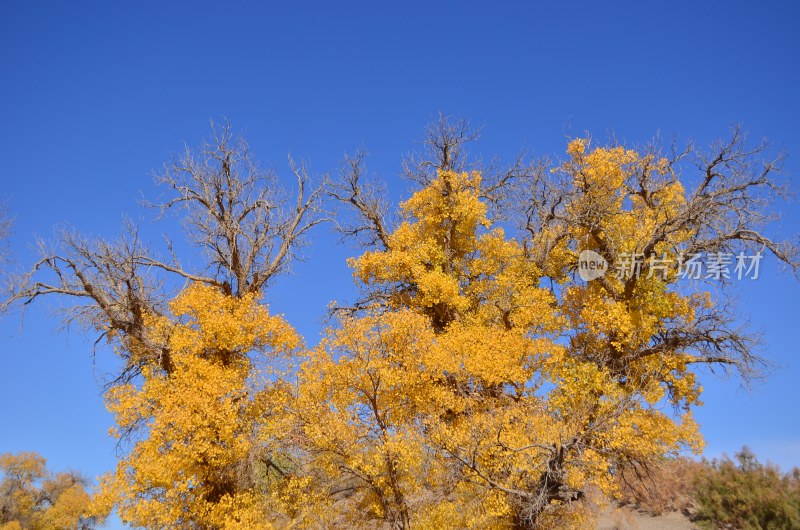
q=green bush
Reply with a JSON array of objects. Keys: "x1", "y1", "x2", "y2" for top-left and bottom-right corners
[{"x1": 694, "y1": 447, "x2": 800, "y2": 530}]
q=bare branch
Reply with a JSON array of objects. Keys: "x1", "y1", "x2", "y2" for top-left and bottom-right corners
[
  {"x1": 401, "y1": 113, "x2": 480, "y2": 186},
  {"x1": 146, "y1": 119, "x2": 328, "y2": 297},
  {"x1": 3, "y1": 223, "x2": 169, "y2": 382},
  {"x1": 328, "y1": 150, "x2": 392, "y2": 250},
  {"x1": 4, "y1": 121, "x2": 328, "y2": 384}
]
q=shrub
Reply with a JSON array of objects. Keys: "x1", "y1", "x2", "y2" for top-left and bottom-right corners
[
  {"x1": 616, "y1": 456, "x2": 703, "y2": 515},
  {"x1": 693, "y1": 447, "x2": 800, "y2": 530}
]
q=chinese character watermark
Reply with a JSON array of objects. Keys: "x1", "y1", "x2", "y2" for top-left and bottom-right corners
[{"x1": 577, "y1": 251, "x2": 763, "y2": 282}]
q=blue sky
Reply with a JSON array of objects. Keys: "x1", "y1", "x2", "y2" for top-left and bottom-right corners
[{"x1": 1, "y1": 2, "x2": 799, "y2": 527}]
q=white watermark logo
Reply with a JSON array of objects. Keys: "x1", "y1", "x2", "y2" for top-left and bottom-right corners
[{"x1": 577, "y1": 250, "x2": 608, "y2": 281}]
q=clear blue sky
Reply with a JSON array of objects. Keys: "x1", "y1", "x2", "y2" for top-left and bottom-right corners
[{"x1": 1, "y1": 2, "x2": 799, "y2": 528}]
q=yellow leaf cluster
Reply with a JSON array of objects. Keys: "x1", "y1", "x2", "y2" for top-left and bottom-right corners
[{"x1": 94, "y1": 284, "x2": 299, "y2": 529}]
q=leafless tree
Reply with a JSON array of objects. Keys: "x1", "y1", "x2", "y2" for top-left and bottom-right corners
[
  {"x1": 144, "y1": 123, "x2": 328, "y2": 296},
  {"x1": 3, "y1": 121, "x2": 327, "y2": 383}
]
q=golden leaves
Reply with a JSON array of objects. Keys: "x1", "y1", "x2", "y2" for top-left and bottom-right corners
[
  {"x1": 90, "y1": 139, "x2": 718, "y2": 529},
  {"x1": 0, "y1": 452, "x2": 98, "y2": 530},
  {"x1": 299, "y1": 140, "x2": 711, "y2": 528},
  {"x1": 96, "y1": 284, "x2": 300, "y2": 529}
]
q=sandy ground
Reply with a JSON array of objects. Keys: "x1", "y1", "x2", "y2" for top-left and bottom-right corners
[{"x1": 595, "y1": 506, "x2": 698, "y2": 530}]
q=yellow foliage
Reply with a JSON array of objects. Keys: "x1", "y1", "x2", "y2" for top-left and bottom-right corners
[
  {"x1": 89, "y1": 141, "x2": 716, "y2": 529},
  {"x1": 293, "y1": 145, "x2": 708, "y2": 528},
  {"x1": 94, "y1": 284, "x2": 299, "y2": 529},
  {"x1": 0, "y1": 452, "x2": 99, "y2": 530}
]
